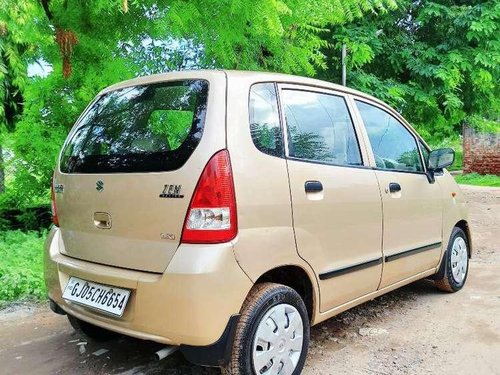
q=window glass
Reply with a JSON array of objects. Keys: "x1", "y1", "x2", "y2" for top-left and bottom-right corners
[
  {"x1": 282, "y1": 90, "x2": 362, "y2": 166},
  {"x1": 419, "y1": 140, "x2": 430, "y2": 168},
  {"x1": 60, "y1": 80, "x2": 208, "y2": 173},
  {"x1": 249, "y1": 83, "x2": 283, "y2": 157},
  {"x1": 355, "y1": 100, "x2": 423, "y2": 172}
]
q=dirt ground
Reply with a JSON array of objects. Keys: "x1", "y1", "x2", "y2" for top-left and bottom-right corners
[{"x1": 0, "y1": 185, "x2": 499, "y2": 375}]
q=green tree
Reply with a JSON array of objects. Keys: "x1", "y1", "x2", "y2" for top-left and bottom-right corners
[
  {"x1": 320, "y1": 0, "x2": 500, "y2": 142},
  {"x1": 0, "y1": 2, "x2": 46, "y2": 192},
  {"x1": 2, "y1": 0, "x2": 397, "y2": 208}
]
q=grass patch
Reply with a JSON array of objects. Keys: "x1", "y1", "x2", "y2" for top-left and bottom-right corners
[
  {"x1": 455, "y1": 173, "x2": 500, "y2": 187},
  {"x1": 0, "y1": 230, "x2": 46, "y2": 304}
]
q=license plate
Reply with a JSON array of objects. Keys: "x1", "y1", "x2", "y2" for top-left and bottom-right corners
[{"x1": 62, "y1": 277, "x2": 130, "y2": 317}]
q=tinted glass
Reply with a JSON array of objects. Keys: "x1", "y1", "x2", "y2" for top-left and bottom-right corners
[
  {"x1": 355, "y1": 100, "x2": 423, "y2": 172},
  {"x1": 419, "y1": 140, "x2": 430, "y2": 168},
  {"x1": 249, "y1": 83, "x2": 283, "y2": 157},
  {"x1": 282, "y1": 90, "x2": 362, "y2": 166},
  {"x1": 60, "y1": 80, "x2": 208, "y2": 173}
]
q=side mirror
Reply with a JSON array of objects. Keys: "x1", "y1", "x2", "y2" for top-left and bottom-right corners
[
  {"x1": 428, "y1": 148, "x2": 455, "y2": 170},
  {"x1": 426, "y1": 148, "x2": 455, "y2": 183}
]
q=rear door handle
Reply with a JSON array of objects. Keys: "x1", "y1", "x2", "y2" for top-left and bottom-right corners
[
  {"x1": 389, "y1": 182, "x2": 401, "y2": 193},
  {"x1": 305, "y1": 181, "x2": 323, "y2": 193},
  {"x1": 94, "y1": 212, "x2": 112, "y2": 229}
]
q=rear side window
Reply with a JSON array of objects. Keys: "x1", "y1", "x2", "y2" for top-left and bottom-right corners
[
  {"x1": 282, "y1": 89, "x2": 362, "y2": 166},
  {"x1": 355, "y1": 100, "x2": 423, "y2": 172},
  {"x1": 249, "y1": 83, "x2": 283, "y2": 157},
  {"x1": 60, "y1": 80, "x2": 209, "y2": 173}
]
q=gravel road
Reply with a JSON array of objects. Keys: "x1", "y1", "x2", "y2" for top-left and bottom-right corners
[{"x1": 0, "y1": 185, "x2": 499, "y2": 375}]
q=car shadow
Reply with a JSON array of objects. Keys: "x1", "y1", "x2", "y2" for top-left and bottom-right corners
[
  {"x1": 309, "y1": 279, "x2": 443, "y2": 346},
  {"x1": 83, "y1": 279, "x2": 442, "y2": 374}
]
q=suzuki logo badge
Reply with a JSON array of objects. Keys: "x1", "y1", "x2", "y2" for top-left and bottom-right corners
[{"x1": 96, "y1": 180, "x2": 104, "y2": 192}]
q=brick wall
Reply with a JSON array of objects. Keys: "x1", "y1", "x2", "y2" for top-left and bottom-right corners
[{"x1": 463, "y1": 126, "x2": 500, "y2": 175}]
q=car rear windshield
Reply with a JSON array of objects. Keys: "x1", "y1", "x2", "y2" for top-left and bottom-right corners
[{"x1": 60, "y1": 79, "x2": 209, "y2": 173}]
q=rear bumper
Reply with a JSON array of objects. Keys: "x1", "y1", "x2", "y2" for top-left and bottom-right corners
[
  {"x1": 49, "y1": 298, "x2": 66, "y2": 315},
  {"x1": 44, "y1": 227, "x2": 252, "y2": 347}
]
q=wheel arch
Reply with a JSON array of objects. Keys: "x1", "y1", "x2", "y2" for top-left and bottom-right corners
[
  {"x1": 254, "y1": 265, "x2": 316, "y2": 322},
  {"x1": 455, "y1": 219, "x2": 472, "y2": 258},
  {"x1": 431, "y1": 220, "x2": 472, "y2": 281}
]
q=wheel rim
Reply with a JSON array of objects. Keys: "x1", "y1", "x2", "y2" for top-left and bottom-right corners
[
  {"x1": 451, "y1": 236, "x2": 468, "y2": 284},
  {"x1": 252, "y1": 303, "x2": 304, "y2": 375}
]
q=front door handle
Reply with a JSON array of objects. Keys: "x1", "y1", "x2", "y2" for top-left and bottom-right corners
[
  {"x1": 389, "y1": 182, "x2": 401, "y2": 193},
  {"x1": 305, "y1": 181, "x2": 323, "y2": 193}
]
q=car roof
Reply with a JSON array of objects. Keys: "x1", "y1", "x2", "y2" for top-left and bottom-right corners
[
  {"x1": 223, "y1": 70, "x2": 374, "y2": 100},
  {"x1": 99, "y1": 69, "x2": 380, "y2": 104},
  {"x1": 97, "y1": 69, "x2": 426, "y2": 146}
]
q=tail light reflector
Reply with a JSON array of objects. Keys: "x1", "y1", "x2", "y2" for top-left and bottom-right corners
[
  {"x1": 181, "y1": 150, "x2": 237, "y2": 244},
  {"x1": 51, "y1": 175, "x2": 59, "y2": 227}
]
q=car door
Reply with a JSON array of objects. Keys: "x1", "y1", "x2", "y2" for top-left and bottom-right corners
[
  {"x1": 279, "y1": 84, "x2": 384, "y2": 313},
  {"x1": 353, "y1": 99, "x2": 443, "y2": 288}
]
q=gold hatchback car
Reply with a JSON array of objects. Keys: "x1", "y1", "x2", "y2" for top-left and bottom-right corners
[{"x1": 45, "y1": 70, "x2": 471, "y2": 375}]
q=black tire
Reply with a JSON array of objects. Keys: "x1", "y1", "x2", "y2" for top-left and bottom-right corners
[
  {"x1": 434, "y1": 227, "x2": 469, "y2": 292},
  {"x1": 68, "y1": 315, "x2": 119, "y2": 341},
  {"x1": 223, "y1": 283, "x2": 310, "y2": 375}
]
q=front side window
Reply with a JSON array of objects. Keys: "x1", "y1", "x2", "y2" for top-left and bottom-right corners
[
  {"x1": 60, "y1": 80, "x2": 208, "y2": 173},
  {"x1": 249, "y1": 83, "x2": 283, "y2": 157},
  {"x1": 419, "y1": 140, "x2": 430, "y2": 168},
  {"x1": 282, "y1": 89, "x2": 362, "y2": 166},
  {"x1": 355, "y1": 100, "x2": 423, "y2": 172}
]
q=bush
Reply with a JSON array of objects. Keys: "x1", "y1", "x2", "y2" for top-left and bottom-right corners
[
  {"x1": 0, "y1": 188, "x2": 52, "y2": 231},
  {"x1": 0, "y1": 205, "x2": 52, "y2": 231},
  {"x1": 0, "y1": 230, "x2": 46, "y2": 303}
]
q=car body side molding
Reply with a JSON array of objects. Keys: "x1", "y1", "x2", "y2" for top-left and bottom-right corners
[
  {"x1": 385, "y1": 242, "x2": 442, "y2": 263},
  {"x1": 319, "y1": 258, "x2": 383, "y2": 280}
]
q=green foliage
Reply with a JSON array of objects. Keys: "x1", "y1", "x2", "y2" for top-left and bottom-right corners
[
  {"x1": 319, "y1": 0, "x2": 500, "y2": 144},
  {"x1": 0, "y1": 0, "x2": 498, "y2": 212},
  {"x1": 154, "y1": 0, "x2": 397, "y2": 75},
  {"x1": 467, "y1": 114, "x2": 500, "y2": 134},
  {"x1": 0, "y1": 2, "x2": 47, "y2": 131},
  {"x1": 289, "y1": 129, "x2": 331, "y2": 161},
  {"x1": 0, "y1": 230, "x2": 46, "y2": 303},
  {"x1": 397, "y1": 149, "x2": 421, "y2": 171},
  {"x1": 455, "y1": 173, "x2": 500, "y2": 187},
  {"x1": 251, "y1": 124, "x2": 279, "y2": 153},
  {"x1": 0, "y1": 0, "x2": 397, "y2": 209},
  {"x1": 149, "y1": 110, "x2": 194, "y2": 150}
]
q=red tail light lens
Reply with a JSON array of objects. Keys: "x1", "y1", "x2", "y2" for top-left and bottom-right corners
[
  {"x1": 181, "y1": 150, "x2": 237, "y2": 244},
  {"x1": 51, "y1": 175, "x2": 59, "y2": 227}
]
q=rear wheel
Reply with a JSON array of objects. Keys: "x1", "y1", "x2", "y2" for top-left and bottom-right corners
[
  {"x1": 434, "y1": 227, "x2": 469, "y2": 292},
  {"x1": 68, "y1": 315, "x2": 119, "y2": 341},
  {"x1": 224, "y1": 283, "x2": 310, "y2": 375}
]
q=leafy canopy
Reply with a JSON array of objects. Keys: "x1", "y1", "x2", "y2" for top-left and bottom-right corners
[
  {"x1": 319, "y1": 0, "x2": 500, "y2": 141},
  {"x1": 0, "y1": 0, "x2": 396, "y2": 207},
  {"x1": 1, "y1": 0, "x2": 499, "y2": 210}
]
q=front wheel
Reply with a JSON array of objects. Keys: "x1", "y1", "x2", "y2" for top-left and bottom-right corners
[
  {"x1": 434, "y1": 227, "x2": 469, "y2": 292},
  {"x1": 224, "y1": 283, "x2": 310, "y2": 375}
]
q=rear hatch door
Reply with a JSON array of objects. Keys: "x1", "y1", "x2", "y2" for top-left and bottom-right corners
[{"x1": 53, "y1": 73, "x2": 226, "y2": 273}]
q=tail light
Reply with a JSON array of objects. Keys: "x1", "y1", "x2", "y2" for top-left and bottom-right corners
[
  {"x1": 181, "y1": 150, "x2": 237, "y2": 244},
  {"x1": 51, "y1": 175, "x2": 59, "y2": 226}
]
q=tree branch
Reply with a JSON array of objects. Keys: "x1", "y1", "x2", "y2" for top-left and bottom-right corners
[{"x1": 40, "y1": 0, "x2": 53, "y2": 20}]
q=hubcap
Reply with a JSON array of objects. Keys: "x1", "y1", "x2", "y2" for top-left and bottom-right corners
[
  {"x1": 451, "y1": 237, "x2": 468, "y2": 284},
  {"x1": 252, "y1": 303, "x2": 304, "y2": 375}
]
